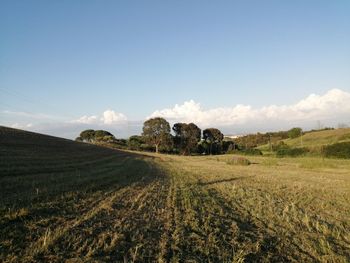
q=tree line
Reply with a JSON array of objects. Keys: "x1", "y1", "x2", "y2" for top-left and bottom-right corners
[
  {"x1": 76, "y1": 117, "x2": 237, "y2": 155},
  {"x1": 76, "y1": 117, "x2": 318, "y2": 156}
]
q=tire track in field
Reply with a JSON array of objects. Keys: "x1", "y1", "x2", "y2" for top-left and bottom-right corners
[
  {"x1": 28, "y1": 161, "x2": 170, "y2": 262},
  {"x1": 158, "y1": 161, "x2": 292, "y2": 262},
  {"x1": 25, "y1": 186, "x2": 129, "y2": 259},
  {"x1": 171, "y1": 165, "x2": 315, "y2": 262}
]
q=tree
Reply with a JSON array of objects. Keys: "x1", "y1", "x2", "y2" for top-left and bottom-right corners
[
  {"x1": 94, "y1": 130, "x2": 116, "y2": 143},
  {"x1": 173, "y1": 122, "x2": 201, "y2": 155},
  {"x1": 288, "y1": 127, "x2": 303, "y2": 139},
  {"x1": 142, "y1": 117, "x2": 171, "y2": 153},
  {"x1": 94, "y1": 130, "x2": 113, "y2": 139},
  {"x1": 79, "y1": 129, "x2": 116, "y2": 143},
  {"x1": 222, "y1": 140, "x2": 238, "y2": 153},
  {"x1": 187, "y1": 123, "x2": 201, "y2": 153},
  {"x1": 79, "y1": 129, "x2": 96, "y2": 142},
  {"x1": 159, "y1": 134, "x2": 174, "y2": 153},
  {"x1": 197, "y1": 140, "x2": 209, "y2": 154},
  {"x1": 203, "y1": 128, "x2": 224, "y2": 154}
]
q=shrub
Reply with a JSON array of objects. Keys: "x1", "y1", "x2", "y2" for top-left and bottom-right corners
[
  {"x1": 223, "y1": 141, "x2": 239, "y2": 153},
  {"x1": 226, "y1": 156, "x2": 251, "y2": 166},
  {"x1": 272, "y1": 141, "x2": 289, "y2": 151},
  {"x1": 128, "y1": 135, "x2": 146, "y2": 151},
  {"x1": 322, "y1": 142, "x2": 350, "y2": 159},
  {"x1": 276, "y1": 147, "x2": 309, "y2": 157}
]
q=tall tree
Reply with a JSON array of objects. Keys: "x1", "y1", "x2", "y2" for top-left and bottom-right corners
[
  {"x1": 173, "y1": 123, "x2": 186, "y2": 153},
  {"x1": 142, "y1": 117, "x2": 171, "y2": 153},
  {"x1": 203, "y1": 128, "x2": 224, "y2": 154},
  {"x1": 288, "y1": 127, "x2": 303, "y2": 139},
  {"x1": 173, "y1": 122, "x2": 201, "y2": 155}
]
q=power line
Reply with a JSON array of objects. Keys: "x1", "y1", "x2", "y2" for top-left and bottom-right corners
[{"x1": 0, "y1": 87, "x2": 77, "y2": 120}]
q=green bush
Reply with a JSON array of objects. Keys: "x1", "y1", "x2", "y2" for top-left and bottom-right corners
[
  {"x1": 322, "y1": 142, "x2": 350, "y2": 159},
  {"x1": 276, "y1": 147, "x2": 309, "y2": 157}
]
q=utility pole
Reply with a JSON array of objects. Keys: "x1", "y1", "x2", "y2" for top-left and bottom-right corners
[{"x1": 127, "y1": 121, "x2": 130, "y2": 138}]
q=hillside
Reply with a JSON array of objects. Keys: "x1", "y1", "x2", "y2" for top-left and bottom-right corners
[
  {"x1": 258, "y1": 128, "x2": 350, "y2": 151},
  {"x1": 0, "y1": 126, "x2": 167, "y2": 262},
  {"x1": 1, "y1": 126, "x2": 350, "y2": 262}
]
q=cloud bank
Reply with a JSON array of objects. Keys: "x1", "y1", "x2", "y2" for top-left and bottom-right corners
[
  {"x1": 2, "y1": 89, "x2": 350, "y2": 139},
  {"x1": 73, "y1": 110, "x2": 127, "y2": 125},
  {"x1": 1, "y1": 109, "x2": 130, "y2": 139},
  {"x1": 148, "y1": 89, "x2": 350, "y2": 129}
]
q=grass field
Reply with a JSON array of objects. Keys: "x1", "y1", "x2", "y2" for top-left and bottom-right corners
[
  {"x1": 258, "y1": 128, "x2": 350, "y2": 152},
  {"x1": 1, "y1": 127, "x2": 350, "y2": 262}
]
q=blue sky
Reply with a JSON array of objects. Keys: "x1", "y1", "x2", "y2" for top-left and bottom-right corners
[{"x1": 1, "y1": 1, "x2": 350, "y2": 138}]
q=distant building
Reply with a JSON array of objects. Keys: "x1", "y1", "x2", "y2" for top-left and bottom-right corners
[{"x1": 224, "y1": 134, "x2": 244, "y2": 140}]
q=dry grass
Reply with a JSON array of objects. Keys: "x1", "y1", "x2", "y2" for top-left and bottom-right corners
[
  {"x1": 259, "y1": 127, "x2": 350, "y2": 152},
  {"x1": 148, "y1": 153, "x2": 350, "y2": 262},
  {"x1": 0, "y1": 127, "x2": 169, "y2": 262},
  {"x1": 1, "y1": 126, "x2": 350, "y2": 262}
]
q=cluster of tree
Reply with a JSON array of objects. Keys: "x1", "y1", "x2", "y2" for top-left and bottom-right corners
[
  {"x1": 172, "y1": 122, "x2": 201, "y2": 155},
  {"x1": 198, "y1": 128, "x2": 224, "y2": 154},
  {"x1": 233, "y1": 127, "x2": 310, "y2": 149},
  {"x1": 76, "y1": 129, "x2": 127, "y2": 147},
  {"x1": 304, "y1": 127, "x2": 335, "y2": 134},
  {"x1": 76, "y1": 129, "x2": 115, "y2": 143},
  {"x1": 76, "y1": 117, "x2": 233, "y2": 155},
  {"x1": 80, "y1": 120, "x2": 344, "y2": 157},
  {"x1": 138, "y1": 118, "x2": 245, "y2": 155},
  {"x1": 141, "y1": 117, "x2": 227, "y2": 154},
  {"x1": 234, "y1": 131, "x2": 289, "y2": 149}
]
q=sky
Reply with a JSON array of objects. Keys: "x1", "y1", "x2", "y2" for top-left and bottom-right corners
[{"x1": 1, "y1": 0, "x2": 350, "y2": 139}]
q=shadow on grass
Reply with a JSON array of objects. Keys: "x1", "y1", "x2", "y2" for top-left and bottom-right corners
[
  {"x1": 204, "y1": 187, "x2": 294, "y2": 262},
  {"x1": 0, "y1": 149, "x2": 168, "y2": 261}
]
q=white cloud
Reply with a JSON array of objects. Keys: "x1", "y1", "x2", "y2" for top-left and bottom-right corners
[
  {"x1": 3, "y1": 89, "x2": 350, "y2": 139},
  {"x1": 74, "y1": 115, "x2": 99, "y2": 124},
  {"x1": 148, "y1": 89, "x2": 350, "y2": 128},
  {"x1": 101, "y1": 110, "x2": 127, "y2": 124},
  {"x1": 73, "y1": 110, "x2": 127, "y2": 125},
  {"x1": 2, "y1": 109, "x2": 130, "y2": 139}
]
